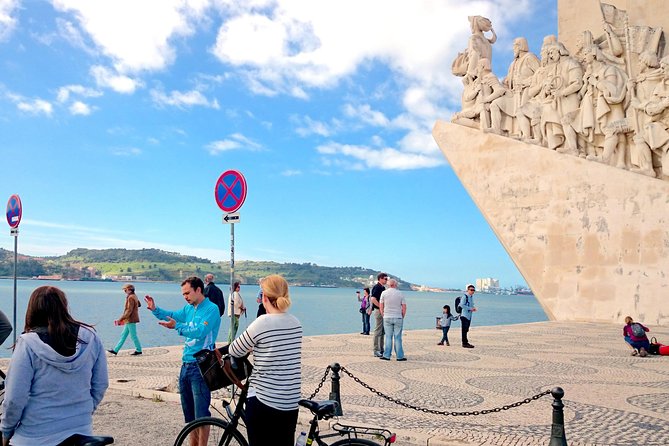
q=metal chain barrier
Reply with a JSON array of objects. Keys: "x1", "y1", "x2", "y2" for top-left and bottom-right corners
[
  {"x1": 306, "y1": 364, "x2": 332, "y2": 400},
  {"x1": 339, "y1": 365, "x2": 551, "y2": 416}
]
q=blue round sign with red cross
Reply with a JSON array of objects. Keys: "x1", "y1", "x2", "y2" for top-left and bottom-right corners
[
  {"x1": 6, "y1": 194, "x2": 22, "y2": 229},
  {"x1": 215, "y1": 170, "x2": 247, "y2": 213}
]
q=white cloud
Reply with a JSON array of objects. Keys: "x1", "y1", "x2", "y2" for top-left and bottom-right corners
[
  {"x1": 281, "y1": 169, "x2": 302, "y2": 176},
  {"x1": 90, "y1": 65, "x2": 141, "y2": 94},
  {"x1": 57, "y1": 84, "x2": 103, "y2": 103},
  {"x1": 10, "y1": 95, "x2": 54, "y2": 116},
  {"x1": 294, "y1": 116, "x2": 334, "y2": 137},
  {"x1": 343, "y1": 103, "x2": 389, "y2": 127},
  {"x1": 0, "y1": 0, "x2": 18, "y2": 41},
  {"x1": 206, "y1": 133, "x2": 262, "y2": 155},
  {"x1": 111, "y1": 147, "x2": 142, "y2": 156},
  {"x1": 53, "y1": 0, "x2": 211, "y2": 73},
  {"x1": 150, "y1": 88, "x2": 220, "y2": 109},
  {"x1": 207, "y1": 0, "x2": 532, "y2": 167},
  {"x1": 69, "y1": 101, "x2": 92, "y2": 115},
  {"x1": 317, "y1": 142, "x2": 443, "y2": 171}
]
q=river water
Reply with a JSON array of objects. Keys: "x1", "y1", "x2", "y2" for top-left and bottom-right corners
[{"x1": 0, "y1": 279, "x2": 547, "y2": 357}]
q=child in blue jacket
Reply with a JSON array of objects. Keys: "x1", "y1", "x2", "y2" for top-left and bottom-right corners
[{"x1": 438, "y1": 305, "x2": 459, "y2": 346}]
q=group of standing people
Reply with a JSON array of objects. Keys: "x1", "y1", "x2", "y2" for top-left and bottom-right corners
[
  {"x1": 362, "y1": 273, "x2": 408, "y2": 361},
  {"x1": 359, "y1": 277, "x2": 479, "y2": 358},
  {"x1": 0, "y1": 272, "x2": 301, "y2": 446},
  {"x1": 145, "y1": 274, "x2": 301, "y2": 446}
]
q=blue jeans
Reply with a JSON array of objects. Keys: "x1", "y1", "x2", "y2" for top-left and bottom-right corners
[
  {"x1": 179, "y1": 362, "x2": 211, "y2": 423},
  {"x1": 361, "y1": 311, "x2": 370, "y2": 334},
  {"x1": 383, "y1": 317, "x2": 404, "y2": 359},
  {"x1": 624, "y1": 335, "x2": 650, "y2": 350},
  {"x1": 440, "y1": 326, "x2": 450, "y2": 344}
]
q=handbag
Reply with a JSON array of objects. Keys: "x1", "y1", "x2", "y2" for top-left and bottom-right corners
[
  {"x1": 649, "y1": 337, "x2": 661, "y2": 355},
  {"x1": 194, "y1": 345, "x2": 253, "y2": 391}
]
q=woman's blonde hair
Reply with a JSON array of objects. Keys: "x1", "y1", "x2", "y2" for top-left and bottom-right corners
[{"x1": 261, "y1": 274, "x2": 291, "y2": 312}]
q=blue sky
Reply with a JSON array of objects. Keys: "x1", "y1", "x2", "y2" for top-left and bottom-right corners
[{"x1": 0, "y1": 0, "x2": 557, "y2": 289}]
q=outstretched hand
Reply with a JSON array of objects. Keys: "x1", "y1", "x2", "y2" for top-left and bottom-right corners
[
  {"x1": 145, "y1": 295, "x2": 156, "y2": 311},
  {"x1": 158, "y1": 316, "x2": 176, "y2": 329}
]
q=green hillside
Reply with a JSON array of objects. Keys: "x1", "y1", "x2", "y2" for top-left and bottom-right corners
[{"x1": 0, "y1": 248, "x2": 415, "y2": 289}]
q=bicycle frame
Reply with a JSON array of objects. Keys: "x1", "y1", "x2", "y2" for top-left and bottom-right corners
[{"x1": 305, "y1": 410, "x2": 396, "y2": 445}]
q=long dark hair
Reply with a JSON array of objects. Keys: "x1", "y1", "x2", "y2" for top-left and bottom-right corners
[{"x1": 24, "y1": 286, "x2": 93, "y2": 353}]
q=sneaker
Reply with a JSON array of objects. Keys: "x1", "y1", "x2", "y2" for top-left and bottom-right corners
[
  {"x1": 380, "y1": 356, "x2": 390, "y2": 361},
  {"x1": 463, "y1": 343, "x2": 475, "y2": 349},
  {"x1": 446, "y1": 342, "x2": 450, "y2": 346},
  {"x1": 131, "y1": 351, "x2": 143, "y2": 356},
  {"x1": 639, "y1": 348, "x2": 648, "y2": 357},
  {"x1": 437, "y1": 342, "x2": 444, "y2": 345},
  {"x1": 631, "y1": 349, "x2": 639, "y2": 356},
  {"x1": 396, "y1": 358, "x2": 407, "y2": 362},
  {"x1": 107, "y1": 349, "x2": 117, "y2": 355},
  {"x1": 373, "y1": 352, "x2": 382, "y2": 357}
]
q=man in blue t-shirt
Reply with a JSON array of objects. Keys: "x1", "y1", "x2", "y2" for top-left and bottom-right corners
[{"x1": 145, "y1": 276, "x2": 221, "y2": 445}]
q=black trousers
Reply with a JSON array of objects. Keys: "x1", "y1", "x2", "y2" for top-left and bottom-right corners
[
  {"x1": 461, "y1": 316, "x2": 471, "y2": 345},
  {"x1": 246, "y1": 396, "x2": 298, "y2": 446}
]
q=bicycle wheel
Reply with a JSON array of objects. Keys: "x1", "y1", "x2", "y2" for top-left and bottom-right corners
[
  {"x1": 173, "y1": 417, "x2": 248, "y2": 446},
  {"x1": 330, "y1": 439, "x2": 383, "y2": 446}
]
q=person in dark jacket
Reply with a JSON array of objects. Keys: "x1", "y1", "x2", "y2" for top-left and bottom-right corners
[{"x1": 204, "y1": 273, "x2": 225, "y2": 317}]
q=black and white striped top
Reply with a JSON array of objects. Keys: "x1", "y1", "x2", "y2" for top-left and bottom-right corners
[{"x1": 229, "y1": 312, "x2": 302, "y2": 411}]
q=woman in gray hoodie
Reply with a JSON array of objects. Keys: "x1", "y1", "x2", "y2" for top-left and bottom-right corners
[{"x1": 0, "y1": 286, "x2": 108, "y2": 446}]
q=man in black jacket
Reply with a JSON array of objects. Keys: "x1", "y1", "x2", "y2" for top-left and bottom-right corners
[{"x1": 204, "y1": 274, "x2": 225, "y2": 317}]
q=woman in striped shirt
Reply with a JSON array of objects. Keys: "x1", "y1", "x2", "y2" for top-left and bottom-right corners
[{"x1": 229, "y1": 274, "x2": 303, "y2": 446}]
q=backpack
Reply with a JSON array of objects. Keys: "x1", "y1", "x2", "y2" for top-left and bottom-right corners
[
  {"x1": 630, "y1": 323, "x2": 646, "y2": 337},
  {"x1": 455, "y1": 296, "x2": 462, "y2": 314}
]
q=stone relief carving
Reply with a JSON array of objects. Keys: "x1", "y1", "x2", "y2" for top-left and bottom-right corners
[{"x1": 450, "y1": 5, "x2": 669, "y2": 180}]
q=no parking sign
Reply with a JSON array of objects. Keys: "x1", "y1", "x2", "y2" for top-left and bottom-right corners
[
  {"x1": 6, "y1": 194, "x2": 22, "y2": 229},
  {"x1": 215, "y1": 170, "x2": 247, "y2": 213}
]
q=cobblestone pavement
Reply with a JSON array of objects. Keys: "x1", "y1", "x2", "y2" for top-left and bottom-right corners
[{"x1": 2, "y1": 321, "x2": 666, "y2": 445}]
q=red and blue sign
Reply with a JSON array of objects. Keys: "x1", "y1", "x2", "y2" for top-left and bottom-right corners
[
  {"x1": 6, "y1": 194, "x2": 22, "y2": 228},
  {"x1": 215, "y1": 170, "x2": 247, "y2": 213}
]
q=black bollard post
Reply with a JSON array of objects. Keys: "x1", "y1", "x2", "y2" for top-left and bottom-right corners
[
  {"x1": 328, "y1": 362, "x2": 343, "y2": 416},
  {"x1": 548, "y1": 387, "x2": 568, "y2": 446}
]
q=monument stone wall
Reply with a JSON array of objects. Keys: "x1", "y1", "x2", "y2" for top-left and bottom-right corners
[
  {"x1": 433, "y1": 122, "x2": 669, "y2": 326},
  {"x1": 442, "y1": 1, "x2": 669, "y2": 325}
]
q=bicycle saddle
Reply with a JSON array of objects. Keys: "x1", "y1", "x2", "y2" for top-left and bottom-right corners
[
  {"x1": 299, "y1": 399, "x2": 339, "y2": 418},
  {"x1": 56, "y1": 434, "x2": 115, "y2": 446}
]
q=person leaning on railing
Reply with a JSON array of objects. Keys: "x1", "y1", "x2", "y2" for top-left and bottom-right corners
[{"x1": 228, "y1": 274, "x2": 303, "y2": 446}]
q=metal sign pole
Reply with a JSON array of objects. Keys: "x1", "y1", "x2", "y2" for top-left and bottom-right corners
[
  {"x1": 12, "y1": 228, "x2": 18, "y2": 345},
  {"x1": 230, "y1": 222, "x2": 234, "y2": 329}
]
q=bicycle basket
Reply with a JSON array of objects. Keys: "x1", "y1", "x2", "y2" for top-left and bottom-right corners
[{"x1": 194, "y1": 345, "x2": 252, "y2": 391}]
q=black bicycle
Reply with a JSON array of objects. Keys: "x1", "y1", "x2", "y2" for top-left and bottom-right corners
[{"x1": 173, "y1": 378, "x2": 395, "y2": 446}]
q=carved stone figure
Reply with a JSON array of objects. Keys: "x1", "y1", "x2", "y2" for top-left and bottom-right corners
[
  {"x1": 451, "y1": 75, "x2": 481, "y2": 129},
  {"x1": 637, "y1": 55, "x2": 669, "y2": 176},
  {"x1": 538, "y1": 43, "x2": 583, "y2": 154},
  {"x1": 452, "y1": 16, "x2": 497, "y2": 79},
  {"x1": 627, "y1": 50, "x2": 663, "y2": 176},
  {"x1": 489, "y1": 37, "x2": 540, "y2": 139},
  {"x1": 451, "y1": 59, "x2": 504, "y2": 130},
  {"x1": 577, "y1": 44, "x2": 629, "y2": 167},
  {"x1": 449, "y1": 3, "x2": 668, "y2": 181}
]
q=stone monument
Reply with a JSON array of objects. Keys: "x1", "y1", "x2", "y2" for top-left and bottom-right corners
[{"x1": 434, "y1": 1, "x2": 669, "y2": 326}]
